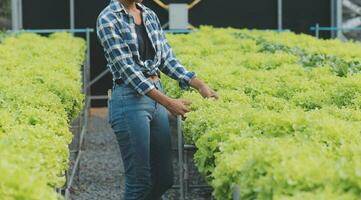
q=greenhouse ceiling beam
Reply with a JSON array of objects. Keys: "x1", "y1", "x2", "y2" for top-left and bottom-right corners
[
  {"x1": 343, "y1": 16, "x2": 361, "y2": 29},
  {"x1": 343, "y1": 0, "x2": 361, "y2": 15},
  {"x1": 342, "y1": 0, "x2": 361, "y2": 29}
]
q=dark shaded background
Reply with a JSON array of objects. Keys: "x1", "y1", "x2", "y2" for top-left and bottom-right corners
[
  {"x1": 22, "y1": 0, "x2": 331, "y2": 107},
  {"x1": 0, "y1": 0, "x2": 11, "y2": 29}
]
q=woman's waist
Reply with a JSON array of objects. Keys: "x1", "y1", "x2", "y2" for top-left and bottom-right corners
[
  {"x1": 114, "y1": 72, "x2": 160, "y2": 85},
  {"x1": 112, "y1": 76, "x2": 163, "y2": 96}
]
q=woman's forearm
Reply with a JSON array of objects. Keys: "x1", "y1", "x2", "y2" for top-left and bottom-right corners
[
  {"x1": 189, "y1": 77, "x2": 206, "y2": 90},
  {"x1": 189, "y1": 77, "x2": 219, "y2": 99},
  {"x1": 147, "y1": 88, "x2": 191, "y2": 117},
  {"x1": 147, "y1": 88, "x2": 172, "y2": 108},
  {"x1": 146, "y1": 77, "x2": 217, "y2": 116}
]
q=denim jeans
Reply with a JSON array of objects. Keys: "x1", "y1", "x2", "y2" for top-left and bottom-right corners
[{"x1": 108, "y1": 79, "x2": 174, "y2": 200}]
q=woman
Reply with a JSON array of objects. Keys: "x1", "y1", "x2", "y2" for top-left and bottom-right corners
[{"x1": 96, "y1": 0, "x2": 217, "y2": 199}]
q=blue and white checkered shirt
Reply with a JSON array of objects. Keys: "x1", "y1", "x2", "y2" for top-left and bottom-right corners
[{"x1": 96, "y1": 0, "x2": 196, "y2": 95}]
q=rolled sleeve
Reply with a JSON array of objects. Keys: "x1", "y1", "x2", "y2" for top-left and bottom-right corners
[
  {"x1": 97, "y1": 15, "x2": 154, "y2": 95},
  {"x1": 178, "y1": 71, "x2": 196, "y2": 89},
  {"x1": 134, "y1": 78, "x2": 156, "y2": 95}
]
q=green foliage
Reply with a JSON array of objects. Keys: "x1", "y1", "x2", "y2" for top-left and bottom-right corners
[
  {"x1": 234, "y1": 32, "x2": 361, "y2": 77},
  {"x1": 163, "y1": 26, "x2": 361, "y2": 199},
  {"x1": 0, "y1": 33, "x2": 85, "y2": 199},
  {"x1": 0, "y1": 32, "x2": 8, "y2": 42}
]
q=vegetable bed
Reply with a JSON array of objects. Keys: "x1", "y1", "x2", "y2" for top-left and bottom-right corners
[
  {"x1": 163, "y1": 27, "x2": 361, "y2": 199},
  {"x1": 0, "y1": 33, "x2": 85, "y2": 199}
]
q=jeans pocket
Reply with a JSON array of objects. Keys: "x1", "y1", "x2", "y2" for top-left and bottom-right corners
[{"x1": 116, "y1": 84, "x2": 140, "y2": 98}]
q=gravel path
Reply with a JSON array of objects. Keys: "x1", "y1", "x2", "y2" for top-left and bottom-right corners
[
  {"x1": 70, "y1": 108, "x2": 124, "y2": 200},
  {"x1": 69, "y1": 108, "x2": 212, "y2": 200}
]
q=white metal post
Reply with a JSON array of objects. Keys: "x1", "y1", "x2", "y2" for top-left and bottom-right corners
[
  {"x1": 277, "y1": 0, "x2": 283, "y2": 31},
  {"x1": 331, "y1": 0, "x2": 343, "y2": 38},
  {"x1": 18, "y1": 0, "x2": 23, "y2": 29},
  {"x1": 70, "y1": 0, "x2": 75, "y2": 30},
  {"x1": 11, "y1": 0, "x2": 23, "y2": 30},
  {"x1": 232, "y1": 184, "x2": 241, "y2": 200},
  {"x1": 11, "y1": 0, "x2": 19, "y2": 30},
  {"x1": 331, "y1": 0, "x2": 336, "y2": 37},
  {"x1": 177, "y1": 115, "x2": 185, "y2": 200},
  {"x1": 336, "y1": 0, "x2": 343, "y2": 38}
]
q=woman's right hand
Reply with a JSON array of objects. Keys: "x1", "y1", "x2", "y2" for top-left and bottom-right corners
[
  {"x1": 165, "y1": 98, "x2": 192, "y2": 117},
  {"x1": 147, "y1": 88, "x2": 191, "y2": 118}
]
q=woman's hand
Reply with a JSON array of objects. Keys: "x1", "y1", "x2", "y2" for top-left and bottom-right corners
[
  {"x1": 190, "y1": 78, "x2": 218, "y2": 99},
  {"x1": 197, "y1": 83, "x2": 218, "y2": 99},
  {"x1": 147, "y1": 88, "x2": 191, "y2": 118},
  {"x1": 164, "y1": 99, "x2": 192, "y2": 117}
]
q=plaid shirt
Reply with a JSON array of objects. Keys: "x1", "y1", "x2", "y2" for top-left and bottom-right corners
[{"x1": 96, "y1": 0, "x2": 196, "y2": 95}]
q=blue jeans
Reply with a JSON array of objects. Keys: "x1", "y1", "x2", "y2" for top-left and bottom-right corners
[{"x1": 108, "y1": 79, "x2": 174, "y2": 200}]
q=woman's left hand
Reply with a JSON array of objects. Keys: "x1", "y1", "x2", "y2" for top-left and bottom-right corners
[
  {"x1": 198, "y1": 83, "x2": 218, "y2": 99},
  {"x1": 190, "y1": 78, "x2": 218, "y2": 99}
]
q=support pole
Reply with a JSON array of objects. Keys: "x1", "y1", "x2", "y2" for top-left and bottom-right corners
[
  {"x1": 331, "y1": 0, "x2": 343, "y2": 38},
  {"x1": 277, "y1": 0, "x2": 283, "y2": 31},
  {"x1": 184, "y1": 149, "x2": 189, "y2": 195},
  {"x1": 70, "y1": 0, "x2": 75, "y2": 31},
  {"x1": 18, "y1": 0, "x2": 23, "y2": 29},
  {"x1": 85, "y1": 29, "x2": 91, "y2": 109},
  {"x1": 177, "y1": 116, "x2": 185, "y2": 200},
  {"x1": 336, "y1": 0, "x2": 343, "y2": 38},
  {"x1": 232, "y1": 184, "x2": 241, "y2": 200},
  {"x1": 11, "y1": 0, "x2": 19, "y2": 30},
  {"x1": 331, "y1": 0, "x2": 336, "y2": 38},
  {"x1": 315, "y1": 23, "x2": 320, "y2": 38}
]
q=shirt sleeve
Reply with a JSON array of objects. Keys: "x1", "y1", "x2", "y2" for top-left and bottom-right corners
[
  {"x1": 153, "y1": 13, "x2": 196, "y2": 89},
  {"x1": 96, "y1": 15, "x2": 155, "y2": 95}
]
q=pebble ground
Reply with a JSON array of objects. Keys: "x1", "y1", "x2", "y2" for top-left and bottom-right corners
[{"x1": 69, "y1": 108, "x2": 212, "y2": 200}]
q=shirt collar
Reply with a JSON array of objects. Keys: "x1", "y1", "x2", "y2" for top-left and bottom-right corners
[{"x1": 110, "y1": 0, "x2": 148, "y2": 15}]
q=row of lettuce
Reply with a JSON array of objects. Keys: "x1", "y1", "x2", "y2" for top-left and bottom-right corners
[
  {"x1": 0, "y1": 33, "x2": 85, "y2": 199},
  {"x1": 163, "y1": 27, "x2": 361, "y2": 199}
]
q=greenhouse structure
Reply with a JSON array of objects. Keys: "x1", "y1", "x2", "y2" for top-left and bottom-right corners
[{"x1": 1, "y1": 0, "x2": 361, "y2": 200}]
